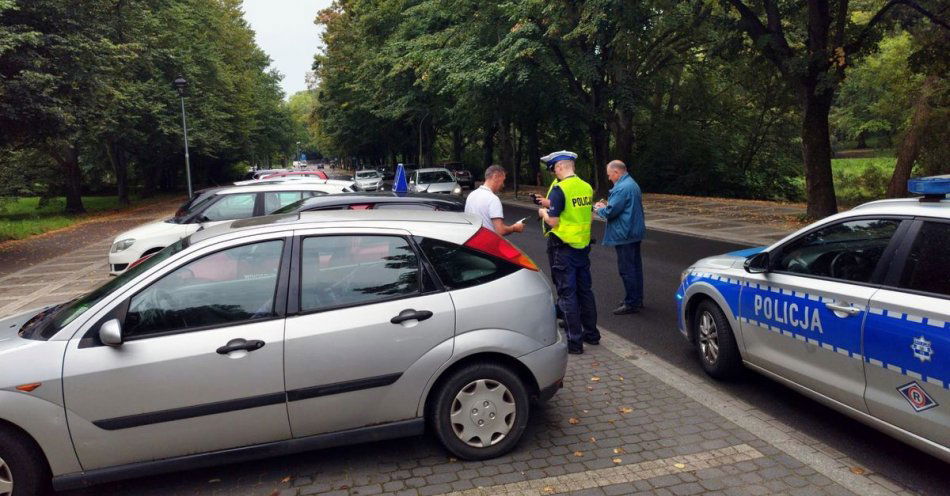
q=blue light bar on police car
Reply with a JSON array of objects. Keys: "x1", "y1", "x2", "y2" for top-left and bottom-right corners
[{"x1": 908, "y1": 175, "x2": 950, "y2": 197}]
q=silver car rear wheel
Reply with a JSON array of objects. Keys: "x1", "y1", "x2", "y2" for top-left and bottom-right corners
[
  {"x1": 0, "y1": 455, "x2": 12, "y2": 496},
  {"x1": 431, "y1": 362, "x2": 530, "y2": 460},
  {"x1": 450, "y1": 379, "x2": 516, "y2": 448}
]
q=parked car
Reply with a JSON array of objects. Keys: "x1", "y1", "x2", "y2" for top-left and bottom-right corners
[
  {"x1": 676, "y1": 175, "x2": 950, "y2": 462},
  {"x1": 353, "y1": 170, "x2": 383, "y2": 191},
  {"x1": 453, "y1": 169, "x2": 474, "y2": 189},
  {"x1": 410, "y1": 167, "x2": 463, "y2": 195},
  {"x1": 273, "y1": 192, "x2": 465, "y2": 214},
  {"x1": 0, "y1": 210, "x2": 565, "y2": 493},
  {"x1": 241, "y1": 169, "x2": 288, "y2": 181},
  {"x1": 108, "y1": 183, "x2": 348, "y2": 274}
]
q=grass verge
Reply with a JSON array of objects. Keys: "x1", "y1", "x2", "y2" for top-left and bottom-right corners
[{"x1": 0, "y1": 196, "x2": 142, "y2": 242}]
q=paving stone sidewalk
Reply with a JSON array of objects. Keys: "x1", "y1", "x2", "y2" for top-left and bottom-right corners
[{"x1": 498, "y1": 189, "x2": 808, "y2": 247}]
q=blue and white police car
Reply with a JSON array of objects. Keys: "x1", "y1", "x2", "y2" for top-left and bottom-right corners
[{"x1": 676, "y1": 176, "x2": 949, "y2": 462}]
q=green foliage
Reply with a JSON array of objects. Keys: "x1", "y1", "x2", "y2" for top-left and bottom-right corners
[
  {"x1": 830, "y1": 157, "x2": 896, "y2": 205},
  {"x1": 0, "y1": 0, "x2": 298, "y2": 213},
  {"x1": 0, "y1": 195, "x2": 137, "y2": 241}
]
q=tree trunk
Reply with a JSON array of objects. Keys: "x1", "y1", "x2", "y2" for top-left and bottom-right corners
[
  {"x1": 482, "y1": 121, "x2": 496, "y2": 169},
  {"x1": 106, "y1": 140, "x2": 130, "y2": 205},
  {"x1": 588, "y1": 122, "x2": 610, "y2": 196},
  {"x1": 800, "y1": 87, "x2": 838, "y2": 218},
  {"x1": 526, "y1": 122, "x2": 540, "y2": 186},
  {"x1": 59, "y1": 145, "x2": 85, "y2": 214},
  {"x1": 452, "y1": 127, "x2": 464, "y2": 163},
  {"x1": 423, "y1": 120, "x2": 435, "y2": 167},
  {"x1": 612, "y1": 109, "x2": 635, "y2": 169},
  {"x1": 887, "y1": 75, "x2": 937, "y2": 198},
  {"x1": 499, "y1": 118, "x2": 515, "y2": 169}
]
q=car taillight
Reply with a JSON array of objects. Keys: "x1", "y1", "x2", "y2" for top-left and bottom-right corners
[
  {"x1": 463, "y1": 227, "x2": 539, "y2": 271},
  {"x1": 128, "y1": 253, "x2": 154, "y2": 270}
]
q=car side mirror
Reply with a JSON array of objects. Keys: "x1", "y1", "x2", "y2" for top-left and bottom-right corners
[
  {"x1": 99, "y1": 318, "x2": 123, "y2": 346},
  {"x1": 744, "y1": 252, "x2": 770, "y2": 274}
]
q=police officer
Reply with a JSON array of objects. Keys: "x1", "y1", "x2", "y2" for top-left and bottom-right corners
[{"x1": 537, "y1": 151, "x2": 599, "y2": 354}]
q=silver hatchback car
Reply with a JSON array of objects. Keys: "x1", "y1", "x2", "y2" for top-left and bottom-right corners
[{"x1": 0, "y1": 211, "x2": 566, "y2": 493}]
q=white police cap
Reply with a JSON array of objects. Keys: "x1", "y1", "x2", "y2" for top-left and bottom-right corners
[{"x1": 540, "y1": 150, "x2": 578, "y2": 167}]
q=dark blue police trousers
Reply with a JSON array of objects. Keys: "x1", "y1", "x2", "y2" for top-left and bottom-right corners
[{"x1": 548, "y1": 242, "x2": 599, "y2": 350}]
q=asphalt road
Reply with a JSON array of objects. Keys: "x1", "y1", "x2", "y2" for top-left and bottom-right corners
[{"x1": 502, "y1": 202, "x2": 948, "y2": 495}]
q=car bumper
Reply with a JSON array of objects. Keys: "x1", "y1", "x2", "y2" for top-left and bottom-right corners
[
  {"x1": 108, "y1": 249, "x2": 141, "y2": 275},
  {"x1": 518, "y1": 328, "x2": 568, "y2": 402}
]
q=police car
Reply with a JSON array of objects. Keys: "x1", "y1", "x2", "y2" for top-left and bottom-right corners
[{"x1": 676, "y1": 176, "x2": 949, "y2": 462}]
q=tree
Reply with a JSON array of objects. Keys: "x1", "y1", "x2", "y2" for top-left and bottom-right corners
[{"x1": 721, "y1": 0, "x2": 949, "y2": 218}]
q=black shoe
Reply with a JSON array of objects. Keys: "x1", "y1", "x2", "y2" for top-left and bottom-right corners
[
  {"x1": 583, "y1": 337, "x2": 600, "y2": 345},
  {"x1": 568, "y1": 347, "x2": 584, "y2": 355},
  {"x1": 613, "y1": 304, "x2": 641, "y2": 315}
]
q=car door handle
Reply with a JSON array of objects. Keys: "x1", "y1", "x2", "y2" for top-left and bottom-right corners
[
  {"x1": 824, "y1": 302, "x2": 861, "y2": 316},
  {"x1": 390, "y1": 309, "x2": 434, "y2": 324},
  {"x1": 216, "y1": 339, "x2": 265, "y2": 355}
]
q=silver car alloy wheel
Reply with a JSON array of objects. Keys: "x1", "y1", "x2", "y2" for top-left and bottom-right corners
[
  {"x1": 698, "y1": 310, "x2": 720, "y2": 364},
  {"x1": 450, "y1": 379, "x2": 517, "y2": 448},
  {"x1": 0, "y1": 455, "x2": 12, "y2": 496}
]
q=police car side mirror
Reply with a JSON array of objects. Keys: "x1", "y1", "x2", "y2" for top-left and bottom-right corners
[{"x1": 744, "y1": 252, "x2": 770, "y2": 274}]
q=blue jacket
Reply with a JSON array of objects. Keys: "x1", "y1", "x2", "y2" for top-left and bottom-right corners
[{"x1": 595, "y1": 173, "x2": 645, "y2": 246}]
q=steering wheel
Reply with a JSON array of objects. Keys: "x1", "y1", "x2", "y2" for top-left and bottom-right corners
[{"x1": 829, "y1": 251, "x2": 863, "y2": 280}]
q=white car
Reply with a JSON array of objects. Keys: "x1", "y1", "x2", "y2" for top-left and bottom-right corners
[
  {"x1": 108, "y1": 183, "x2": 347, "y2": 274},
  {"x1": 410, "y1": 168, "x2": 463, "y2": 195}
]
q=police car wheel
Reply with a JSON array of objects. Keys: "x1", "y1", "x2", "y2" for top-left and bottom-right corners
[
  {"x1": 693, "y1": 300, "x2": 742, "y2": 379},
  {"x1": 430, "y1": 362, "x2": 530, "y2": 461}
]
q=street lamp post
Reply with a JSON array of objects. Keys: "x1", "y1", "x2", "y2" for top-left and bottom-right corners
[
  {"x1": 418, "y1": 111, "x2": 430, "y2": 167},
  {"x1": 296, "y1": 141, "x2": 301, "y2": 168},
  {"x1": 173, "y1": 75, "x2": 193, "y2": 199}
]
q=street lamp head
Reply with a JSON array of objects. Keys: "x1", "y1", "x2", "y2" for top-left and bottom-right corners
[{"x1": 173, "y1": 75, "x2": 188, "y2": 96}]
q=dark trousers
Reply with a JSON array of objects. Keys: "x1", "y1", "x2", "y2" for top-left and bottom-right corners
[
  {"x1": 549, "y1": 242, "x2": 599, "y2": 350},
  {"x1": 615, "y1": 241, "x2": 643, "y2": 308}
]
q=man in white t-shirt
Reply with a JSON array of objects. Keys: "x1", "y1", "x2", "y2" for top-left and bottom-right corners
[{"x1": 465, "y1": 165, "x2": 525, "y2": 236}]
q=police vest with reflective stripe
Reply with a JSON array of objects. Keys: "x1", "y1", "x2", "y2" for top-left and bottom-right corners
[{"x1": 547, "y1": 176, "x2": 593, "y2": 249}]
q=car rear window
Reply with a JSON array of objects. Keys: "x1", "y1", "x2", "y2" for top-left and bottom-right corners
[{"x1": 418, "y1": 237, "x2": 519, "y2": 290}]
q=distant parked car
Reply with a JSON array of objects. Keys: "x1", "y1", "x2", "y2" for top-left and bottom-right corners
[
  {"x1": 410, "y1": 168, "x2": 463, "y2": 195},
  {"x1": 108, "y1": 183, "x2": 348, "y2": 274},
  {"x1": 241, "y1": 169, "x2": 288, "y2": 181},
  {"x1": 353, "y1": 170, "x2": 383, "y2": 191},
  {"x1": 234, "y1": 170, "x2": 328, "y2": 185},
  {"x1": 273, "y1": 192, "x2": 465, "y2": 214},
  {"x1": 453, "y1": 169, "x2": 474, "y2": 189}
]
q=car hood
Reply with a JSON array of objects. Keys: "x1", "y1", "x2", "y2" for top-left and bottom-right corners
[
  {"x1": 113, "y1": 219, "x2": 195, "y2": 243},
  {"x1": 691, "y1": 246, "x2": 767, "y2": 271},
  {"x1": 419, "y1": 182, "x2": 458, "y2": 193},
  {"x1": 0, "y1": 307, "x2": 47, "y2": 352}
]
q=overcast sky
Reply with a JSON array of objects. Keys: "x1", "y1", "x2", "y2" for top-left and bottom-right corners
[{"x1": 242, "y1": 0, "x2": 333, "y2": 97}]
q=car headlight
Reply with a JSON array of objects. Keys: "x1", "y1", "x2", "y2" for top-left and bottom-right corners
[
  {"x1": 453, "y1": 186, "x2": 462, "y2": 195},
  {"x1": 111, "y1": 238, "x2": 136, "y2": 253}
]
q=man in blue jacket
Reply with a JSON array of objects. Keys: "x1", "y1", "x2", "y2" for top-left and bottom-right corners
[{"x1": 594, "y1": 160, "x2": 646, "y2": 315}]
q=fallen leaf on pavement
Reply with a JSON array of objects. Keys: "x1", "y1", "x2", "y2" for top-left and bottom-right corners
[
  {"x1": 619, "y1": 406, "x2": 633, "y2": 414},
  {"x1": 568, "y1": 417, "x2": 580, "y2": 425},
  {"x1": 573, "y1": 451, "x2": 583, "y2": 457},
  {"x1": 587, "y1": 386, "x2": 593, "y2": 391},
  {"x1": 590, "y1": 436, "x2": 597, "y2": 443},
  {"x1": 612, "y1": 458, "x2": 622, "y2": 464},
  {"x1": 674, "y1": 463, "x2": 686, "y2": 469},
  {"x1": 618, "y1": 376, "x2": 624, "y2": 381},
  {"x1": 542, "y1": 486, "x2": 556, "y2": 494},
  {"x1": 849, "y1": 466, "x2": 866, "y2": 475},
  {"x1": 591, "y1": 376, "x2": 600, "y2": 382},
  {"x1": 280, "y1": 476, "x2": 291, "y2": 483},
  {"x1": 613, "y1": 448, "x2": 625, "y2": 454}
]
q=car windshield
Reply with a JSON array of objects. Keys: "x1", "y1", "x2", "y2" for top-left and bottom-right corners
[
  {"x1": 418, "y1": 171, "x2": 454, "y2": 183},
  {"x1": 19, "y1": 239, "x2": 190, "y2": 340},
  {"x1": 356, "y1": 171, "x2": 379, "y2": 179}
]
